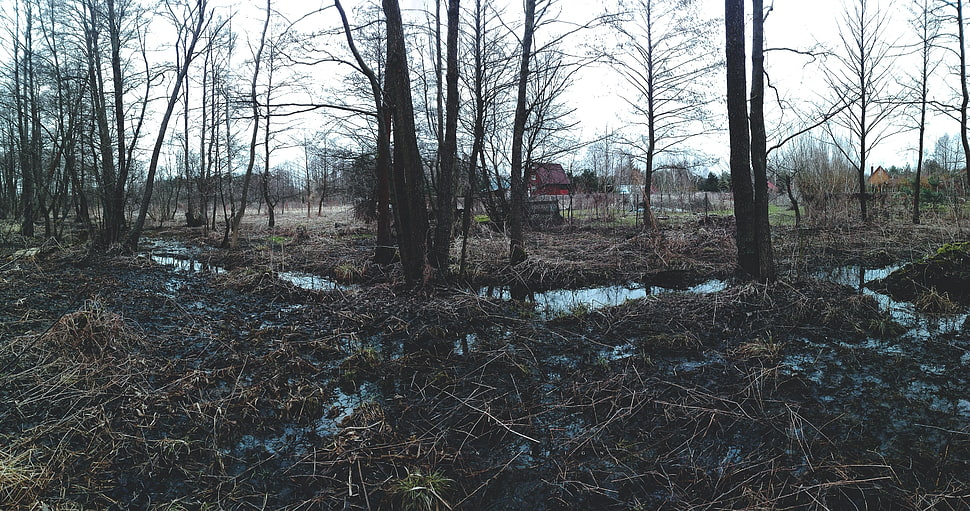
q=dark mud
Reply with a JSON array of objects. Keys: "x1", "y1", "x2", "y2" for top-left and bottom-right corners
[
  {"x1": 1, "y1": 221, "x2": 969, "y2": 510},
  {"x1": 873, "y1": 241, "x2": 970, "y2": 305}
]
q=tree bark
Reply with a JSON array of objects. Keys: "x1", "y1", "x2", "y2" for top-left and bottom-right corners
[
  {"x1": 509, "y1": 0, "x2": 536, "y2": 270},
  {"x1": 749, "y1": 0, "x2": 774, "y2": 281},
  {"x1": 431, "y1": 0, "x2": 461, "y2": 269},
  {"x1": 383, "y1": 0, "x2": 430, "y2": 285},
  {"x1": 725, "y1": 0, "x2": 757, "y2": 277}
]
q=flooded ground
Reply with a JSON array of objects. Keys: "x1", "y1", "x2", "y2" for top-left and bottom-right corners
[{"x1": 1, "y1": 218, "x2": 968, "y2": 510}]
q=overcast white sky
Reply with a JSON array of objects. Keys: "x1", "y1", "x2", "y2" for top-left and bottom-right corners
[
  {"x1": 176, "y1": 0, "x2": 959, "y2": 171},
  {"x1": 0, "y1": 0, "x2": 947, "y2": 172}
]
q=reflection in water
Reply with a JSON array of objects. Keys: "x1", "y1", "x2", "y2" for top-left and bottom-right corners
[
  {"x1": 814, "y1": 264, "x2": 968, "y2": 339},
  {"x1": 277, "y1": 271, "x2": 351, "y2": 292},
  {"x1": 144, "y1": 238, "x2": 225, "y2": 274},
  {"x1": 479, "y1": 279, "x2": 728, "y2": 317},
  {"x1": 151, "y1": 254, "x2": 225, "y2": 274}
]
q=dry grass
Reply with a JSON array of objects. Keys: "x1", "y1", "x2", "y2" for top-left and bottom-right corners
[
  {"x1": 1, "y1": 206, "x2": 968, "y2": 509},
  {"x1": 40, "y1": 298, "x2": 143, "y2": 358}
]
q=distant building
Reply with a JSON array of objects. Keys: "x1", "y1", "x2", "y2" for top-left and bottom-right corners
[
  {"x1": 867, "y1": 166, "x2": 890, "y2": 188},
  {"x1": 528, "y1": 163, "x2": 571, "y2": 196}
]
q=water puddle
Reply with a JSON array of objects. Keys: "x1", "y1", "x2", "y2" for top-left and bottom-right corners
[
  {"x1": 150, "y1": 254, "x2": 226, "y2": 274},
  {"x1": 813, "y1": 263, "x2": 969, "y2": 339},
  {"x1": 143, "y1": 239, "x2": 225, "y2": 274},
  {"x1": 599, "y1": 342, "x2": 636, "y2": 361},
  {"x1": 229, "y1": 381, "x2": 378, "y2": 467},
  {"x1": 479, "y1": 279, "x2": 728, "y2": 318},
  {"x1": 315, "y1": 382, "x2": 378, "y2": 436},
  {"x1": 780, "y1": 263, "x2": 970, "y2": 444},
  {"x1": 277, "y1": 271, "x2": 353, "y2": 292}
]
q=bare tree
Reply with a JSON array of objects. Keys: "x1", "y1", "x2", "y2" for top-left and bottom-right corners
[
  {"x1": 457, "y1": 0, "x2": 495, "y2": 274},
  {"x1": 127, "y1": 0, "x2": 212, "y2": 250},
  {"x1": 902, "y1": 0, "x2": 942, "y2": 224},
  {"x1": 508, "y1": 0, "x2": 536, "y2": 270},
  {"x1": 930, "y1": 0, "x2": 970, "y2": 189},
  {"x1": 227, "y1": 0, "x2": 270, "y2": 248},
  {"x1": 335, "y1": 0, "x2": 395, "y2": 264},
  {"x1": 77, "y1": 0, "x2": 155, "y2": 247},
  {"x1": 824, "y1": 0, "x2": 901, "y2": 222},
  {"x1": 610, "y1": 0, "x2": 719, "y2": 231}
]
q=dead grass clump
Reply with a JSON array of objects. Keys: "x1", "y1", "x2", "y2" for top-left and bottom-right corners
[
  {"x1": 334, "y1": 261, "x2": 365, "y2": 283},
  {"x1": 339, "y1": 348, "x2": 383, "y2": 387},
  {"x1": 644, "y1": 333, "x2": 701, "y2": 354},
  {"x1": 913, "y1": 288, "x2": 961, "y2": 314},
  {"x1": 213, "y1": 267, "x2": 311, "y2": 299},
  {"x1": 41, "y1": 298, "x2": 142, "y2": 357},
  {"x1": 213, "y1": 267, "x2": 276, "y2": 291},
  {"x1": 728, "y1": 337, "x2": 783, "y2": 362},
  {"x1": 0, "y1": 449, "x2": 47, "y2": 508}
]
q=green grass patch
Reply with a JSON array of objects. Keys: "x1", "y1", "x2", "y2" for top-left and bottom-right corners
[{"x1": 768, "y1": 205, "x2": 799, "y2": 226}]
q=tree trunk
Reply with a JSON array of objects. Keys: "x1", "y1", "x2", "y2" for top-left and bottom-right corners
[
  {"x1": 914, "y1": 0, "x2": 933, "y2": 225},
  {"x1": 509, "y1": 0, "x2": 536, "y2": 271},
  {"x1": 384, "y1": 0, "x2": 430, "y2": 285},
  {"x1": 227, "y1": 0, "x2": 271, "y2": 248},
  {"x1": 725, "y1": 0, "x2": 757, "y2": 277},
  {"x1": 784, "y1": 175, "x2": 801, "y2": 228},
  {"x1": 749, "y1": 0, "x2": 775, "y2": 281},
  {"x1": 957, "y1": 1, "x2": 970, "y2": 190},
  {"x1": 106, "y1": 0, "x2": 129, "y2": 245},
  {"x1": 431, "y1": 0, "x2": 461, "y2": 269},
  {"x1": 459, "y1": 0, "x2": 487, "y2": 276}
]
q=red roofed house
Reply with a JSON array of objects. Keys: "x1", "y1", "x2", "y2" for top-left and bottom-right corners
[{"x1": 528, "y1": 163, "x2": 571, "y2": 196}]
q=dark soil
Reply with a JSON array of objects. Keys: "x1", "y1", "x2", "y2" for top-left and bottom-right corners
[
  {"x1": 874, "y1": 241, "x2": 970, "y2": 304},
  {"x1": 1, "y1": 216, "x2": 969, "y2": 510}
]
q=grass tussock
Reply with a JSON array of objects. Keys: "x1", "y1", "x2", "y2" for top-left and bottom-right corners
[
  {"x1": 914, "y1": 288, "x2": 961, "y2": 314},
  {"x1": 40, "y1": 298, "x2": 142, "y2": 358}
]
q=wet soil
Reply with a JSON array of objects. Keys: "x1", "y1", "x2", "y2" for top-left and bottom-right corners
[
  {"x1": 874, "y1": 241, "x2": 970, "y2": 305},
  {"x1": 1, "y1": 213, "x2": 969, "y2": 510}
]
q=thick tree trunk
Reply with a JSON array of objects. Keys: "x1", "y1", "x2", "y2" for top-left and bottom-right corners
[
  {"x1": 105, "y1": 0, "x2": 129, "y2": 245},
  {"x1": 374, "y1": 117, "x2": 395, "y2": 264},
  {"x1": 431, "y1": 0, "x2": 461, "y2": 269},
  {"x1": 384, "y1": 0, "x2": 430, "y2": 285},
  {"x1": 725, "y1": 0, "x2": 758, "y2": 277}
]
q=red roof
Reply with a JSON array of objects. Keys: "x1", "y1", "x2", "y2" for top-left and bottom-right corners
[{"x1": 529, "y1": 163, "x2": 571, "y2": 196}]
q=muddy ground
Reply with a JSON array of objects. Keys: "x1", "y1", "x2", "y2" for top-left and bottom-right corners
[{"x1": 1, "y1": 209, "x2": 969, "y2": 510}]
